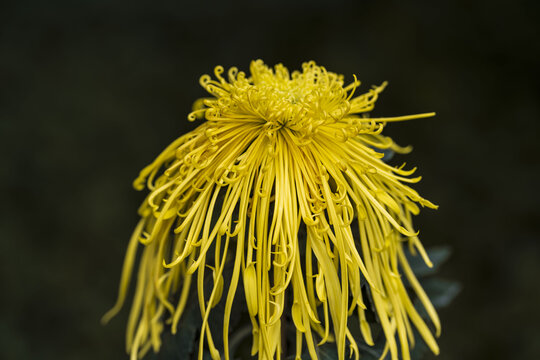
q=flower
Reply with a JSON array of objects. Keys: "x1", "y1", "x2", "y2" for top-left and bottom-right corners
[{"x1": 103, "y1": 60, "x2": 440, "y2": 360}]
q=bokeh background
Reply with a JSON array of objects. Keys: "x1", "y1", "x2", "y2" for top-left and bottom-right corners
[{"x1": 1, "y1": 0, "x2": 539, "y2": 359}]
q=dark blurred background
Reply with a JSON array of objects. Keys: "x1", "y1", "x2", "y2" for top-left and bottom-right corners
[{"x1": 1, "y1": 0, "x2": 539, "y2": 359}]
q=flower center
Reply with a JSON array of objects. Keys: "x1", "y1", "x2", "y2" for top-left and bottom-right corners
[{"x1": 191, "y1": 61, "x2": 354, "y2": 142}]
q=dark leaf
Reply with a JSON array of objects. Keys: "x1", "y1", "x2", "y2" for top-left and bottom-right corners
[
  {"x1": 406, "y1": 246, "x2": 452, "y2": 277},
  {"x1": 419, "y1": 278, "x2": 462, "y2": 309},
  {"x1": 144, "y1": 301, "x2": 201, "y2": 360},
  {"x1": 410, "y1": 335, "x2": 430, "y2": 360},
  {"x1": 316, "y1": 343, "x2": 339, "y2": 360}
]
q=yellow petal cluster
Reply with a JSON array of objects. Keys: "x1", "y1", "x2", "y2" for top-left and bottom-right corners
[{"x1": 103, "y1": 60, "x2": 440, "y2": 360}]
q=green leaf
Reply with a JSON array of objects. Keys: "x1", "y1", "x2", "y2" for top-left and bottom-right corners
[
  {"x1": 144, "y1": 285, "x2": 202, "y2": 360},
  {"x1": 410, "y1": 338, "x2": 429, "y2": 360},
  {"x1": 316, "y1": 344, "x2": 339, "y2": 360},
  {"x1": 356, "y1": 342, "x2": 386, "y2": 360},
  {"x1": 419, "y1": 278, "x2": 462, "y2": 309},
  {"x1": 406, "y1": 246, "x2": 451, "y2": 277}
]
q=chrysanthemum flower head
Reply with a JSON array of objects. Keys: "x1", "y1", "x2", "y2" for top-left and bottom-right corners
[{"x1": 104, "y1": 60, "x2": 440, "y2": 360}]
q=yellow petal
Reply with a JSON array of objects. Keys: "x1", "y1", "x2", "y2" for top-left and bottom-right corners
[
  {"x1": 315, "y1": 272, "x2": 327, "y2": 302},
  {"x1": 291, "y1": 302, "x2": 306, "y2": 333},
  {"x1": 210, "y1": 271, "x2": 224, "y2": 308},
  {"x1": 375, "y1": 189, "x2": 401, "y2": 214},
  {"x1": 243, "y1": 263, "x2": 258, "y2": 317}
]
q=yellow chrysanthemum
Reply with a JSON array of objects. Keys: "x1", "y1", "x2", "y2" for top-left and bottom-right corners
[{"x1": 103, "y1": 60, "x2": 440, "y2": 360}]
